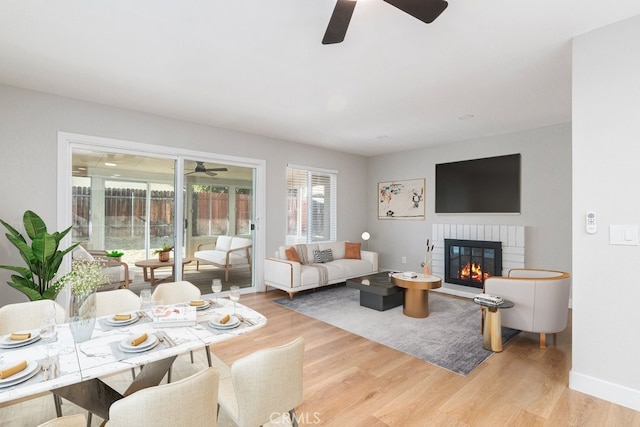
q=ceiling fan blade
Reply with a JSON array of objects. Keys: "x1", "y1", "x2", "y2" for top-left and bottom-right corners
[
  {"x1": 383, "y1": 0, "x2": 448, "y2": 24},
  {"x1": 322, "y1": 0, "x2": 357, "y2": 45},
  {"x1": 205, "y1": 167, "x2": 228, "y2": 172}
]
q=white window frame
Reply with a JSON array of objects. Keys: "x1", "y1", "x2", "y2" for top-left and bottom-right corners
[{"x1": 286, "y1": 163, "x2": 337, "y2": 245}]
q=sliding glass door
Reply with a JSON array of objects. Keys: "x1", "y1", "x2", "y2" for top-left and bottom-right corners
[{"x1": 69, "y1": 148, "x2": 256, "y2": 291}]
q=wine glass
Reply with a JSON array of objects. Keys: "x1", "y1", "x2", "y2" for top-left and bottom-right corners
[
  {"x1": 211, "y1": 279, "x2": 222, "y2": 307},
  {"x1": 229, "y1": 286, "x2": 240, "y2": 316},
  {"x1": 140, "y1": 289, "x2": 152, "y2": 312},
  {"x1": 40, "y1": 302, "x2": 58, "y2": 344}
]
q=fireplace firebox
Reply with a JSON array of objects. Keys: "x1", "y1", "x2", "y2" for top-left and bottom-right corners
[{"x1": 444, "y1": 239, "x2": 502, "y2": 289}]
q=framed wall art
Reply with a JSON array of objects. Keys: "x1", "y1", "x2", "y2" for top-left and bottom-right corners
[{"x1": 378, "y1": 178, "x2": 425, "y2": 220}]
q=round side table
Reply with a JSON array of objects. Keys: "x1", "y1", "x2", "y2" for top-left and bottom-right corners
[{"x1": 473, "y1": 298, "x2": 514, "y2": 352}]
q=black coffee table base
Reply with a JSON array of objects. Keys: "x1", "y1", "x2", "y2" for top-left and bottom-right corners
[{"x1": 346, "y1": 272, "x2": 404, "y2": 311}]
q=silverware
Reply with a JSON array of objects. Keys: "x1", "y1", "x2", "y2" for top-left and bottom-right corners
[{"x1": 235, "y1": 314, "x2": 255, "y2": 326}]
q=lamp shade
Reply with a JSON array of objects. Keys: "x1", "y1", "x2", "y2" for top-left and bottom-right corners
[{"x1": 361, "y1": 232, "x2": 371, "y2": 241}]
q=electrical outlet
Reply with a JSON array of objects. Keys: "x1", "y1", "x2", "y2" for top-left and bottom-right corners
[{"x1": 402, "y1": 256, "x2": 406, "y2": 264}]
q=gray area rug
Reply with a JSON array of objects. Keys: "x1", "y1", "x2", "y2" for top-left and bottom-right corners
[{"x1": 274, "y1": 285, "x2": 519, "y2": 375}]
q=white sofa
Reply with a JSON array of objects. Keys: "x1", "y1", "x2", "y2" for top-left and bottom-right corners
[
  {"x1": 194, "y1": 236, "x2": 252, "y2": 281},
  {"x1": 483, "y1": 268, "x2": 571, "y2": 348},
  {"x1": 264, "y1": 241, "x2": 379, "y2": 300}
]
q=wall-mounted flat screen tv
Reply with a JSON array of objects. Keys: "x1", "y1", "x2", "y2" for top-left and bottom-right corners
[{"x1": 435, "y1": 154, "x2": 521, "y2": 214}]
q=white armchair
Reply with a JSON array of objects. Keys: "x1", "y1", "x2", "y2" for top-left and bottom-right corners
[{"x1": 483, "y1": 268, "x2": 571, "y2": 348}]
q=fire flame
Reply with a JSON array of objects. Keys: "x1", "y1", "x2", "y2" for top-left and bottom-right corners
[{"x1": 459, "y1": 262, "x2": 490, "y2": 282}]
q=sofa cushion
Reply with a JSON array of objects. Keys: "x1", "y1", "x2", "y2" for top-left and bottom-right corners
[
  {"x1": 285, "y1": 247, "x2": 301, "y2": 263},
  {"x1": 344, "y1": 242, "x2": 361, "y2": 259},
  {"x1": 73, "y1": 246, "x2": 94, "y2": 262},
  {"x1": 318, "y1": 241, "x2": 346, "y2": 259},
  {"x1": 230, "y1": 237, "x2": 252, "y2": 252},
  {"x1": 313, "y1": 249, "x2": 333, "y2": 263}
]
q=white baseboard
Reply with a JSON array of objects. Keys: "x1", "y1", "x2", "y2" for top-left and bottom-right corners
[{"x1": 569, "y1": 370, "x2": 640, "y2": 411}]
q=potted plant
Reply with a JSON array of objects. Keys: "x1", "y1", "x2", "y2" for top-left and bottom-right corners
[
  {"x1": 153, "y1": 243, "x2": 173, "y2": 262},
  {"x1": 0, "y1": 210, "x2": 79, "y2": 301},
  {"x1": 106, "y1": 250, "x2": 124, "y2": 262}
]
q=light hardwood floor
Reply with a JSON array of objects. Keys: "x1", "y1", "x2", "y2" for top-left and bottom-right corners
[{"x1": 210, "y1": 289, "x2": 640, "y2": 427}]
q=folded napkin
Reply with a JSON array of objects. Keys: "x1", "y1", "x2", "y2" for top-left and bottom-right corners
[
  {"x1": 113, "y1": 314, "x2": 132, "y2": 321},
  {"x1": 9, "y1": 332, "x2": 31, "y2": 341},
  {"x1": 219, "y1": 314, "x2": 230, "y2": 325},
  {"x1": 0, "y1": 360, "x2": 27, "y2": 379},
  {"x1": 190, "y1": 300, "x2": 205, "y2": 306},
  {"x1": 130, "y1": 333, "x2": 148, "y2": 346}
]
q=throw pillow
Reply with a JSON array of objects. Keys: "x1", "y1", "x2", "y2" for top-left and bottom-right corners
[
  {"x1": 313, "y1": 249, "x2": 333, "y2": 263},
  {"x1": 344, "y1": 242, "x2": 361, "y2": 259},
  {"x1": 284, "y1": 247, "x2": 301, "y2": 263}
]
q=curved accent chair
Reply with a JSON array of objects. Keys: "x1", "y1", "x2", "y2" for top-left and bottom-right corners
[
  {"x1": 483, "y1": 268, "x2": 571, "y2": 348},
  {"x1": 106, "y1": 367, "x2": 219, "y2": 427},
  {"x1": 95, "y1": 289, "x2": 141, "y2": 317},
  {"x1": 217, "y1": 337, "x2": 305, "y2": 427}
]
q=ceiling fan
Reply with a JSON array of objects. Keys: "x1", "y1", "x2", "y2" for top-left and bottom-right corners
[
  {"x1": 186, "y1": 161, "x2": 228, "y2": 177},
  {"x1": 322, "y1": 0, "x2": 448, "y2": 44}
]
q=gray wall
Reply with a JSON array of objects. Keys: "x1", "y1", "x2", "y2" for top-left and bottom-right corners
[
  {"x1": 0, "y1": 84, "x2": 368, "y2": 305},
  {"x1": 367, "y1": 123, "x2": 572, "y2": 274}
]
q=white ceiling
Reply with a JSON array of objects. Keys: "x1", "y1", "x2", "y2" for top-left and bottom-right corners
[{"x1": 1, "y1": 1, "x2": 639, "y2": 157}]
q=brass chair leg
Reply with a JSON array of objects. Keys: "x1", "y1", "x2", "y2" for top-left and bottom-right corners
[{"x1": 539, "y1": 332, "x2": 546, "y2": 348}]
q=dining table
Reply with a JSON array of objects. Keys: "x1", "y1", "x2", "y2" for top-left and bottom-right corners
[{"x1": 0, "y1": 297, "x2": 266, "y2": 421}]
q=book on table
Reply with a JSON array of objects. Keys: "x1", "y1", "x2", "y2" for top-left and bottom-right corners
[
  {"x1": 473, "y1": 293, "x2": 504, "y2": 305},
  {"x1": 153, "y1": 305, "x2": 197, "y2": 327}
]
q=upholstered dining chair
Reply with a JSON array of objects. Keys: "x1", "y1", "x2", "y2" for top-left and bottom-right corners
[
  {"x1": 37, "y1": 414, "x2": 86, "y2": 427},
  {"x1": 95, "y1": 289, "x2": 141, "y2": 317},
  {"x1": 0, "y1": 300, "x2": 66, "y2": 334},
  {"x1": 217, "y1": 337, "x2": 305, "y2": 427},
  {"x1": 483, "y1": 268, "x2": 571, "y2": 348},
  {"x1": 151, "y1": 280, "x2": 201, "y2": 304},
  {"x1": 151, "y1": 280, "x2": 210, "y2": 369},
  {"x1": 105, "y1": 367, "x2": 219, "y2": 427}
]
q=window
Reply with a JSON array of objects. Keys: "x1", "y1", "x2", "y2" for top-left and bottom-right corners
[{"x1": 286, "y1": 165, "x2": 337, "y2": 245}]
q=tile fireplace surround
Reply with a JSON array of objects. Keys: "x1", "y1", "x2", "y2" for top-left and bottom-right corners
[{"x1": 430, "y1": 224, "x2": 525, "y2": 298}]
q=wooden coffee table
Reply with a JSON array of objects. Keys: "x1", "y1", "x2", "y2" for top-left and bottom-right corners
[
  {"x1": 134, "y1": 258, "x2": 192, "y2": 286},
  {"x1": 390, "y1": 273, "x2": 442, "y2": 318}
]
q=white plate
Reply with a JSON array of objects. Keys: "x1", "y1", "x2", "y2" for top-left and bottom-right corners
[
  {"x1": 0, "y1": 360, "x2": 40, "y2": 387},
  {"x1": 191, "y1": 301, "x2": 211, "y2": 311},
  {"x1": 105, "y1": 313, "x2": 139, "y2": 326},
  {"x1": 0, "y1": 330, "x2": 41, "y2": 348},
  {"x1": 209, "y1": 315, "x2": 240, "y2": 329},
  {"x1": 118, "y1": 334, "x2": 159, "y2": 353}
]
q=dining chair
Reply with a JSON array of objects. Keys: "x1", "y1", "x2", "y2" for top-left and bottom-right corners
[
  {"x1": 217, "y1": 337, "x2": 305, "y2": 427},
  {"x1": 105, "y1": 367, "x2": 219, "y2": 427},
  {"x1": 37, "y1": 414, "x2": 86, "y2": 427},
  {"x1": 151, "y1": 280, "x2": 211, "y2": 370},
  {"x1": 151, "y1": 280, "x2": 201, "y2": 304},
  {"x1": 0, "y1": 300, "x2": 66, "y2": 334},
  {"x1": 95, "y1": 289, "x2": 141, "y2": 317}
]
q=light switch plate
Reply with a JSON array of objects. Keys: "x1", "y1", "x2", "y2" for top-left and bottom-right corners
[{"x1": 609, "y1": 225, "x2": 639, "y2": 246}]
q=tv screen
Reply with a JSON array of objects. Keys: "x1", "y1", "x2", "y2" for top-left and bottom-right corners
[{"x1": 435, "y1": 154, "x2": 521, "y2": 214}]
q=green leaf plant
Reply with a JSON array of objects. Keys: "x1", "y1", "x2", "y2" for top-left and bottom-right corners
[{"x1": 0, "y1": 210, "x2": 79, "y2": 300}]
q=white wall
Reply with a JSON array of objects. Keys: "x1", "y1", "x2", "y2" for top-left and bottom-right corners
[
  {"x1": 0, "y1": 84, "x2": 368, "y2": 305},
  {"x1": 570, "y1": 15, "x2": 640, "y2": 410},
  {"x1": 367, "y1": 123, "x2": 572, "y2": 276}
]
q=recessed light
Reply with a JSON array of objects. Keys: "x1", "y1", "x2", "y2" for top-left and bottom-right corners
[
  {"x1": 77, "y1": 167, "x2": 87, "y2": 171},
  {"x1": 458, "y1": 114, "x2": 474, "y2": 120},
  {"x1": 105, "y1": 162, "x2": 117, "y2": 167}
]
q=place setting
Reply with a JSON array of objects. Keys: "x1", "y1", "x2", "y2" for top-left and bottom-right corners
[
  {"x1": 103, "y1": 312, "x2": 141, "y2": 328},
  {"x1": 0, "y1": 330, "x2": 41, "y2": 350},
  {"x1": 117, "y1": 332, "x2": 160, "y2": 353},
  {"x1": 0, "y1": 359, "x2": 41, "y2": 389}
]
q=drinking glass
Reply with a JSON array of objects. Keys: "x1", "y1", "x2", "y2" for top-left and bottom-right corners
[
  {"x1": 229, "y1": 286, "x2": 240, "y2": 316},
  {"x1": 211, "y1": 279, "x2": 222, "y2": 307},
  {"x1": 40, "y1": 302, "x2": 58, "y2": 344},
  {"x1": 140, "y1": 289, "x2": 152, "y2": 311},
  {"x1": 151, "y1": 300, "x2": 164, "y2": 329}
]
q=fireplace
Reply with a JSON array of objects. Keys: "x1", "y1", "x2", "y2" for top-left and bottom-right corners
[{"x1": 444, "y1": 239, "x2": 502, "y2": 289}]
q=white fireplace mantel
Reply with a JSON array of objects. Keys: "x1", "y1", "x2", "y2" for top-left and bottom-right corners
[{"x1": 430, "y1": 224, "x2": 525, "y2": 298}]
